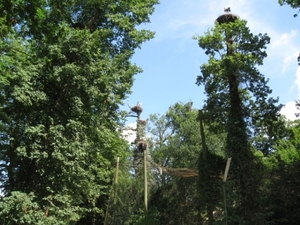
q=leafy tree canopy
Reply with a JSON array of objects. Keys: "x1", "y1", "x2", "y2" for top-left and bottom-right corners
[
  {"x1": 279, "y1": 0, "x2": 300, "y2": 16},
  {"x1": 195, "y1": 19, "x2": 284, "y2": 155},
  {"x1": 0, "y1": 0, "x2": 159, "y2": 224},
  {"x1": 195, "y1": 17, "x2": 283, "y2": 223},
  {"x1": 279, "y1": 0, "x2": 300, "y2": 8}
]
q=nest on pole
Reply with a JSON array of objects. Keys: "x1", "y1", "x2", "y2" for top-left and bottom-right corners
[
  {"x1": 130, "y1": 105, "x2": 143, "y2": 115},
  {"x1": 138, "y1": 119, "x2": 147, "y2": 126},
  {"x1": 216, "y1": 13, "x2": 239, "y2": 24},
  {"x1": 137, "y1": 140, "x2": 147, "y2": 152}
]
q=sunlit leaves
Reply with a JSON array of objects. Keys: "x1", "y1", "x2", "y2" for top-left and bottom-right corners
[
  {"x1": 0, "y1": 0, "x2": 158, "y2": 224},
  {"x1": 279, "y1": 0, "x2": 300, "y2": 8},
  {"x1": 195, "y1": 18, "x2": 282, "y2": 155},
  {"x1": 195, "y1": 16, "x2": 283, "y2": 223}
]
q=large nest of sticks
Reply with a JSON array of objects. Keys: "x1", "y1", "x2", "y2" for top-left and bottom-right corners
[
  {"x1": 216, "y1": 13, "x2": 239, "y2": 24},
  {"x1": 137, "y1": 140, "x2": 147, "y2": 152},
  {"x1": 131, "y1": 105, "x2": 143, "y2": 115},
  {"x1": 138, "y1": 119, "x2": 147, "y2": 126}
]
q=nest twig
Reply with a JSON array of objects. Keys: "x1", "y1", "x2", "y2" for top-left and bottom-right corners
[
  {"x1": 128, "y1": 103, "x2": 143, "y2": 115},
  {"x1": 137, "y1": 140, "x2": 147, "y2": 152},
  {"x1": 138, "y1": 119, "x2": 147, "y2": 126},
  {"x1": 216, "y1": 13, "x2": 239, "y2": 24}
]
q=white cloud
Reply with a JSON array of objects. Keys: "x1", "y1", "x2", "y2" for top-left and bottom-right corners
[
  {"x1": 290, "y1": 67, "x2": 300, "y2": 99},
  {"x1": 121, "y1": 123, "x2": 136, "y2": 144},
  {"x1": 282, "y1": 50, "x2": 300, "y2": 74},
  {"x1": 295, "y1": 67, "x2": 300, "y2": 98},
  {"x1": 266, "y1": 30, "x2": 299, "y2": 73},
  {"x1": 150, "y1": 0, "x2": 254, "y2": 41},
  {"x1": 280, "y1": 101, "x2": 298, "y2": 121},
  {"x1": 272, "y1": 30, "x2": 297, "y2": 48},
  {"x1": 137, "y1": 0, "x2": 300, "y2": 111}
]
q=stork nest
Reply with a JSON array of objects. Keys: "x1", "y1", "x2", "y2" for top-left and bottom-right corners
[
  {"x1": 216, "y1": 13, "x2": 239, "y2": 24},
  {"x1": 131, "y1": 105, "x2": 143, "y2": 114},
  {"x1": 137, "y1": 140, "x2": 147, "y2": 152},
  {"x1": 138, "y1": 119, "x2": 147, "y2": 126}
]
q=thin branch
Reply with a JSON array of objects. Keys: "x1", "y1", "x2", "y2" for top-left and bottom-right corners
[{"x1": 9, "y1": 46, "x2": 32, "y2": 57}]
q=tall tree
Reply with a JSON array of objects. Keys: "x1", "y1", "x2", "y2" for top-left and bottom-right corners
[
  {"x1": 198, "y1": 110, "x2": 225, "y2": 225},
  {"x1": 145, "y1": 103, "x2": 200, "y2": 224},
  {"x1": 146, "y1": 102, "x2": 226, "y2": 224},
  {"x1": 0, "y1": 0, "x2": 158, "y2": 224},
  {"x1": 194, "y1": 15, "x2": 281, "y2": 223},
  {"x1": 262, "y1": 120, "x2": 300, "y2": 224}
]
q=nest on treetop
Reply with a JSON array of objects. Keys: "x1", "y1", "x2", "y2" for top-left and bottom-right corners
[
  {"x1": 216, "y1": 13, "x2": 239, "y2": 24},
  {"x1": 131, "y1": 105, "x2": 143, "y2": 114}
]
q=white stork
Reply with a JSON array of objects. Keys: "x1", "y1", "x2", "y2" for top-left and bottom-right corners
[{"x1": 224, "y1": 7, "x2": 231, "y2": 13}]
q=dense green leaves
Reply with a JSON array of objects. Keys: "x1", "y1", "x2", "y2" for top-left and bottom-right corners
[
  {"x1": 145, "y1": 103, "x2": 201, "y2": 224},
  {"x1": 0, "y1": 191, "x2": 82, "y2": 225},
  {"x1": 279, "y1": 0, "x2": 300, "y2": 17},
  {"x1": 0, "y1": 0, "x2": 158, "y2": 224},
  {"x1": 279, "y1": 0, "x2": 300, "y2": 8},
  {"x1": 149, "y1": 103, "x2": 201, "y2": 169},
  {"x1": 261, "y1": 121, "x2": 300, "y2": 224},
  {"x1": 195, "y1": 19, "x2": 283, "y2": 155},
  {"x1": 195, "y1": 17, "x2": 283, "y2": 223},
  {"x1": 143, "y1": 102, "x2": 227, "y2": 224}
]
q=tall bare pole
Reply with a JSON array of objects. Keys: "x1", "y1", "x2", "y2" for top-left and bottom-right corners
[
  {"x1": 144, "y1": 149, "x2": 148, "y2": 212},
  {"x1": 199, "y1": 110, "x2": 213, "y2": 224},
  {"x1": 199, "y1": 110, "x2": 207, "y2": 161},
  {"x1": 114, "y1": 157, "x2": 120, "y2": 204},
  {"x1": 129, "y1": 102, "x2": 148, "y2": 212},
  {"x1": 223, "y1": 157, "x2": 232, "y2": 225},
  {"x1": 104, "y1": 157, "x2": 120, "y2": 225}
]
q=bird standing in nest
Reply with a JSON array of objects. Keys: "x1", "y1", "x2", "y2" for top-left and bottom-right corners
[
  {"x1": 128, "y1": 102, "x2": 143, "y2": 115},
  {"x1": 224, "y1": 7, "x2": 231, "y2": 13}
]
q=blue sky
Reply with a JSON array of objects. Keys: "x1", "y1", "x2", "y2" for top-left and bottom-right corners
[{"x1": 124, "y1": 0, "x2": 300, "y2": 123}]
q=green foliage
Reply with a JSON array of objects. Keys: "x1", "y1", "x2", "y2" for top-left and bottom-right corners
[
  {"x1": 145, "y1": 103, "x2": 200, "y2": 224},
  {"x1": 261, "y1": 121, "x2": 300, "y2": 224},
  {"x1": 0, "y1": 0, "x2": 158, "y2": 224},
  {"x1": 0, "y1": 191, "x2": 53, "y2": 225},
  {"x1": 195, "y1": 18, "x2": 281, "y2": 223},
  {"x1": 145, "y1": 102, "x2": 227, "y2": 224},
  {"x1": 195, "y1": 19, "x2": 283, "y2": 155},
  {"x1": 198, "y1": 151, "x2": 224, "y2": 223},
  {"x1": 197, "y1": 110, "x2": 226, "y2": 224},
  {"x1": 0, "y1": 191, "x2": 81, "y2": 225},
  {"x1": 279, "y1": 0, "x2": 300, "y2": 8},
  {"x1": 103, "y1": 163, "x2": 147, "y2": 225},
  {"x1": 149, "y1": 102, "x2": 201, "y2": 168},
  {"x1": 127, "y1": 214, "x2": 159, "y2": 225},
  {"x1": 279, "y1": 0, "x2": 300, "y2": 17},
  {"x1": 276, "y1": 123, "x2": 300, "y2": 164}
]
